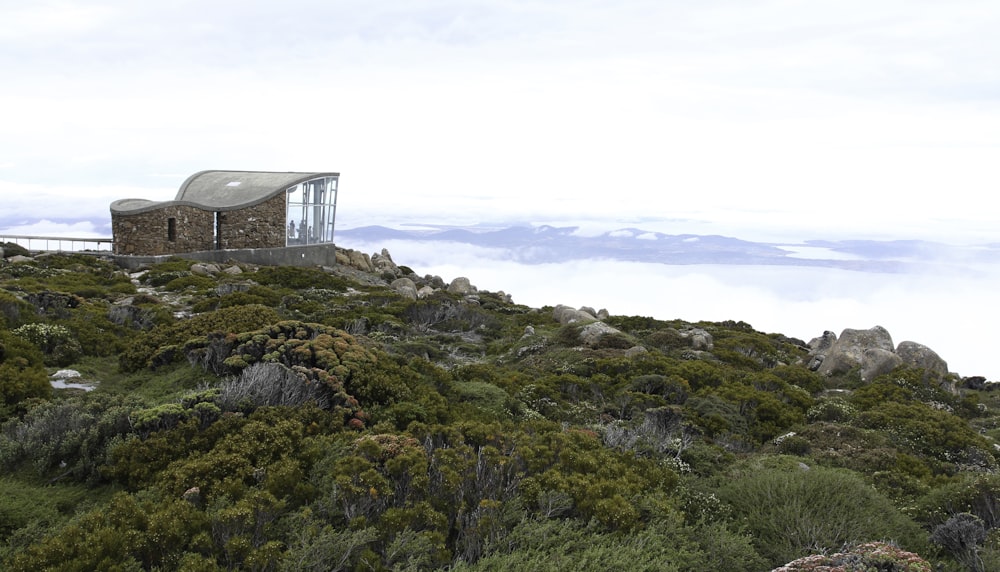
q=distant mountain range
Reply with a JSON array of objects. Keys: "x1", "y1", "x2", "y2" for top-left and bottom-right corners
[{"x1": 336, "y1": 224, "x2": 1000, "y2": 272}]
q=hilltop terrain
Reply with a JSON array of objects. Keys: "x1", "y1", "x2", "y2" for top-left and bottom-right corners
[{"x1": 1, "y1": 243, "x2": 999, "y2": 571}]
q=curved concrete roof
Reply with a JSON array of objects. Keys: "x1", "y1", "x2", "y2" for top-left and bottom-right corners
[{"x1": 111, "y1": 170, "x2": 339, "y2": 215}]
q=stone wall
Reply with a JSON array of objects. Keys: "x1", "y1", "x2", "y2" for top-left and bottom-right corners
[
  {"x1": 218, "y1": 193, "x2": 287, "y2": 250},
  {"x1": 112, "y1": 204, "x2": 214, "y2": 255},
  {"x1": 112, "y1": 243, "x2": 340, "y2": 270},
  {"x1": 112, "y1": 195, "x2": 289, "y2": 255}
]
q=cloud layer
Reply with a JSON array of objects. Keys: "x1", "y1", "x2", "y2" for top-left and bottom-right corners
[{"x1": 342, "y1": 237, "x2": 1000, "y2": 381}]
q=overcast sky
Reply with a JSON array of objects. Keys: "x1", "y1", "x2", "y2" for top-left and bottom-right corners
[
  {"x1": 3, "y1": 2, "x2": 1000, "y2": 378},
  {"x1": 2, "y1": 0, "x2": 998, "y2": 241}
]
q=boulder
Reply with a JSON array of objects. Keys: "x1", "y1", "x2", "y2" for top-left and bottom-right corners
[
  {"x1": 222, "y1": 265, "x2": 243, "y2": 275},
  {"x1": 390, "y1": 278, "x2": 417, "y2": 300},
  {"x1": 896, "y1": 341, "x2": 949, "y2": 379},
  {"x1": 817, "y1": 326, "x2": 894, "y2": 377},
  {"x1": 26, "y1": 291, "x2": 81, "y2": 318},
  {"x1": 348, "y1": 250, "x2": 373, "y2": 272},
  {"x1": 805, "y1": 331, "x2": 838, "y2": 371},
  {"x1": 681, "y1": 328, "x2": 713, "y2": 351},
  {"x1": 8, "y1": 255, "x2": 33, "y2": 264},
  {"x1": 425, "y1": 275, "x2": 447, "y2": 289},
  {"x1": 809, "y1": 326, "x2": 952, "y2": 384},
  {"x1": 860, "y1": 347, "x2": 903, "y2": 382},
  {"x1": 963, "y1": 376, "x2": 988, "y2": 390},
  {"x1": 552, "y1": 305, "x2": 597, "y2": 325},
  {"x1": 371, "y1": 248, "x2": 398, "y2": 275},
  {"x1": 190, "y1": 263, "x2": 221, "y2": 276},
  {"x1": 215, "y1": 282, "x2": 253, "y2": 296},
  {"x1": 416, "y1": 286, "x2": 436, "y2": 299},
  {"x1": 447, "y1": 277, "x2": 476, "y2": 295},
  {"x1": 578, "y1": 321, "x2": 624, "y2": 347},
  {"x1": 625, "y1": 346, "x2": 648, "y2": 358}
]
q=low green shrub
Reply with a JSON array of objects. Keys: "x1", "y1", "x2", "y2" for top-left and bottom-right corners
[
  {"x1": 11, "y1": 323, "x2": 82, "y2": 366},
  {"x1": 119, "y1": 304, "x2": 280, "y2": 372},
  {"x1": 253, "y1": 265, "x2": 349, "y2": 291},
  {"x1": 719, "y1": 463, "x2": 927, "y2": 568},
  {"x1": 1, "y1": 242, "x2": 30, "y2": 258},
  {"x1": 0, "y1": 292, "x2": 35, "y2": 329}
]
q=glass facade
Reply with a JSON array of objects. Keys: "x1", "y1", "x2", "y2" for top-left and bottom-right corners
[{"x1": 285, "y1": 176, "x2": 339, "y2": 246}]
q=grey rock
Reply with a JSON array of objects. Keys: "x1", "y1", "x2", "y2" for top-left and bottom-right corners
[
  {"x1": 391, "y1": 278, "x2": 418, "y2": 300},
  {"x1": 348, "y1": 250, "x2": 373, "y2": 272},
  {"x1": 523, "y1": 325, "x2": 535, "y2": 336},
  {"x1": 682, "y1": 328, "x2": 714, "y2": 351},
  {"x1": 552, "y1": 305, "x2": 597, "y2": 325},
  {"x1": 107, "y1": 303, "x2": 159, "y2": 330},
  {"x1": 190, "y1": 263, "x2": 221, "y2": 276},
  {"x1": 579, "y1": 306, "x2": 598, "y2": 317},
  {"x1": 860, "y1": 347, "x2": 903, "y2": 382},
  {"x1": 817, "y1": 326, "x2": 894, "y2": 377},
  {"x1": 447, "y1": 277, "x2": 476, "y2": 295},
  {"x1": 222, "y1": 265, "x2": 243, "y2": 275},
  {"x1": 8, "y1": 255, "x2": 33, "y2": 264},
  {"x1": 215, "y1": 282, "x2": 253, "y2": 296},
  {"x1": 896, "y1": 341, "x2": 949, "y2": 379},
  {"x1": 416, "y1": 286, "x2": 436, "y2": 299},
  {"x1": 625, "y1": 346, "x2": 648, "y2": 357},
  {"x1": 808, "y1": 330, "x2": 838, "y2": 353},
  {"x1": 578, "y1": 321, "x2": 623, "y2": 347},
  {"x1": 597, "y1": 308, "x2": 610, "y2": 320},
  {"x1": 805, "y1": 331, "x2": 838, "y2": 370},
  {"x1": 371, "y1": 249, "x2": 398, "y2": 275}
]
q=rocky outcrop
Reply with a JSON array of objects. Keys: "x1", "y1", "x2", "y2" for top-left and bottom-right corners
[
  {"x1": 553, "y1": 305, "x2": 597, "y2": 325},
  {"x1": 190, "y1": 262, "x2": 221, "y2": 276},
  {"x1": 390, "y1": 278, "x2": 418, "y2": 300},
  {"x1": 578, "y1": 321, "x2": 621, "y2": 347},
  {"x1": 772, "y1": 541, "x2": 930, "y2": 572},
  {"x1": 552, "y1": 304, "x2": 628, "y2": 348},
  {"x1": 331, "y1": 247, "x2": 495, "y2": 302},
  {"x1": 370, "y1": 248, "x2": 398, "y2": 276},
  {"x1": 335, "y1": 248, "x2": 374, "y2": 273},
  {"x1": 26, "y1": 291, "x2": 81, "y2": 319},
  {"x1": 447, "y1": 277, "x2": 476, "y2": 295},
  {"x1": 896, "y1": 341, "x2": 948, "y2": 379},
  {"x1": 682, "y1": 328, "x2": 714, "y2": 351},
  {"x1": 814, "y1": 326, "x2": 894, "y2": 379},
  {"x1": 807, "y1": 325, "x2": 951, "y2": 384}
]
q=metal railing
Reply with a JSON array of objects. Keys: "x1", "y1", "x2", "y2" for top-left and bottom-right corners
[{"x1": 0, "y1": 234, "x2": 114, "y2": 253}]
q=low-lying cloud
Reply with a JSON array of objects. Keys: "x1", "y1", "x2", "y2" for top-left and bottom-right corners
[{"x1": 342, "y1": 238, "x2": 1000, "y2": 381}]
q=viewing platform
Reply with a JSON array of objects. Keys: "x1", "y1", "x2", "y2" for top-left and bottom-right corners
[{"x1": 0, "y1": 234, "x2": 114, "y2": 253}]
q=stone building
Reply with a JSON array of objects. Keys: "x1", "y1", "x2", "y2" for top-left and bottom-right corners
[{"x1": 111, "y1": 170, "x2": 339, "y2": 256}]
